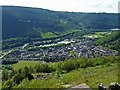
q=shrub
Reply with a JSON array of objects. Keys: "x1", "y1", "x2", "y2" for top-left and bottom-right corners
[
  {"x1": 62, "y1": 60, "x2": 76, "y2": 72},
  {"x1": 55, "y1": 63, "x2": 62, "y2": 78},
  {"x1": 13, "y1": 74, "x2": 24, "y2": 84},
  {"x1": 104, "y1": 56, "x2": 116, "y2": 63},
  {"x1": 79, "y1": 58, "x2": 87, "y2": 68},
  {"x1": 18, "y1": 78, "x2": 30, "y2": 88},
  {"x1": 2, "y1": 69, "x2": 9, "y2": 81},
  {"x1": 94, "y1": 58, "x2": 103, "y2": 66},
  {"x1": 2, "y1": 79, "x2": 14, "y2": 89},
  {"x1": 34, "y1": 63, "x2": 53, "y2": 73},
  {"x1": 87, "y1": 59, "x2": 94, "y2": 67}
]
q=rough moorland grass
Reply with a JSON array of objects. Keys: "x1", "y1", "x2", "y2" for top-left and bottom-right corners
[
  {"x1": 12, "y1": 61, "x2": 40, "y2": 70},
  {"x1": 18, "y1": 63, "x2": 118, "y2": 89}
]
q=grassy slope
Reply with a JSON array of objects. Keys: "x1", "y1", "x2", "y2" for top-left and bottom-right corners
[
  {"x1": 41, "y1": 29, "x2": 80, "y2": 39},
  {"x1": 96, "y1": 31, "x2": 119, "y2": 45},
  {"x1": 83, "y1": 32, "x2": 108, "y2": 38},
  {"x1": 96, "y1": 31, "x2": 120, "y2": 52},
  {"x1": 41, "y1": 32, "x2": 57, "y2": 38},
  {"x1": 17, "y1": 63, "x2": 118, "y2": 89},
  {"x1": 12, "y1": 61, "x2": 40, "y2": 70},
  {"x1": 65, "y1": 29, "x2": 80, "y2": 33}
]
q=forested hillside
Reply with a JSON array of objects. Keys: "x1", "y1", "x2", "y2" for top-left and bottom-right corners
[{"x1": 2, "y1": 6, "x2": 119, "y2": 39}]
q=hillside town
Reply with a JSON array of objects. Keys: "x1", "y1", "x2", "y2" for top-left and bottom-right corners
[{"x1": 1, "y1": 39, "x2": 118, "y2": 62}]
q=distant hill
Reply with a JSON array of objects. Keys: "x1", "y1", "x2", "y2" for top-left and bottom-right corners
[
  {"x1": 2, "y1": 6, "x2": 119, "y2": 39},
  {"x1": 96, "y1": 30, "x2": 120, "y2": 52}
]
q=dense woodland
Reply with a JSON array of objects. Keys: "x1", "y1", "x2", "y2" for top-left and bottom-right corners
[{"x1": 2, "y1": 6, "x2": 120, "y2": 50}]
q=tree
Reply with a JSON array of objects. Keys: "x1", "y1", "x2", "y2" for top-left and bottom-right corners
[
  {"x1": 22, "y1": 66, "x2": 29, "y2": 78},
  {"x1": 56, "y1": 63, "x2": 62, "y2": 78},
  {"x1": 2, "y1": 69, "x2": 9, "y2": 81},
  {"x1": 18, "y1": 78, "x2": 30, "y2": 88}
]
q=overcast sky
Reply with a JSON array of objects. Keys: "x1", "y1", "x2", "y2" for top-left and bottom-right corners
[{"x1": 1, "y1": 0, "x2": 120, "y2": 13}]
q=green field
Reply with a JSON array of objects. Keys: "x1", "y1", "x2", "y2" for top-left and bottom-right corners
[
  {"x1": 83, "y1": 32, "x2": 108, "y2": 38},
  {"x1": 96, "y1": 31, "x2": 119, "y2": 45},
  {"x1": 17, "y1": 63, "x2": 118, "y2": 89},
  {"x1": 41, "y1": 29, "x2": 80, "y2": 39},
  {"x1": 41, "y1": 32, "x2": 57, "y2": 38},
  {"x1": 65, "y1": 29, "x2": 80, "y2": 33},
  {"x1": 12, "y1": 61, "x2": 40, "y2": 70}
]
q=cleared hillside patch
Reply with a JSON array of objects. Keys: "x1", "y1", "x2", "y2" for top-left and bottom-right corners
[
  {"x1": 12, "y1": 61, "x2": 40, "y2": 70},
  {"x1": 41, "y1": 32, "x2": 57, "y2": 38},
  {"x1": 83, "y1": 32, "x2": 108, "y2": 38}
]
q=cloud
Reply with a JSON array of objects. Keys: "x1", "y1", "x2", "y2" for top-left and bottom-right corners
[{"x1": 1, "y1": 0, "x2": 119, "y2": 13}]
